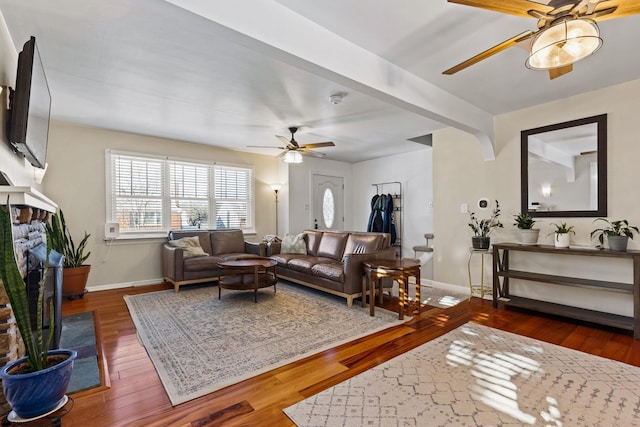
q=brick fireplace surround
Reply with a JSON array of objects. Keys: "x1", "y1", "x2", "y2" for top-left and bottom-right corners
[{"x1": 0, "y1": 187, "x2": 57, "y2": 415}]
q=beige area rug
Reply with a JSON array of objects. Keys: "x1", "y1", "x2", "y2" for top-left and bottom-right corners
[
  {"x1": 124, "y1": 281, "x2": 407, "y2": 406},
  {"x1": 285, "y1": 323, "x2": 640, "y2": 426}
]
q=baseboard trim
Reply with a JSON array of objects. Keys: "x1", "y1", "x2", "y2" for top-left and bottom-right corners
[
  {"x1": 87, "y1": 278, "x2": 163, "y2": 292},
  {"x1": 420, "y1": 279, "x2": 470, "y2": 295}
]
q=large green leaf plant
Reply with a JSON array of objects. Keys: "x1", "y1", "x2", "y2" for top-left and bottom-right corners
[
  {"x1": 0, "y1": 202, "x2": 54, "y2": 371},
  {"x1": 45, "y1": 209, "x2": 91, "y2": 268}
]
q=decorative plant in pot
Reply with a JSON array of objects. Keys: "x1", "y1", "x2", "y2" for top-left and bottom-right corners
[
  {"x1": 468, "y1": 200, "x2": 503, "y2": 250},
  {"x1": 590, "y1": 218, "x2": 639, "y2": 251},
  {"x1": 0, "y1": 203, "x2": 77, "y2": 420},
  {"x1": 549, "y1": 222, "x2": 575, "y2": 248},
  {"x1": 45, "y1": 209, "x2": 91, "y2": 299},
  {"x1": 513, "y1": 213, "x2": 539, "y2": 246}
]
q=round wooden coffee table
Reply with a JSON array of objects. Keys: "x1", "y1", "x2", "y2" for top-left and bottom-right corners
[{"x1": 217, "y1": 258, "x2": 278, "y2": 303}]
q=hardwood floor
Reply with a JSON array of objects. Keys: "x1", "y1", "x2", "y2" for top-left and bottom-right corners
[{"x1": 54, "y1": 283, "x2": 640, "y2": 427}]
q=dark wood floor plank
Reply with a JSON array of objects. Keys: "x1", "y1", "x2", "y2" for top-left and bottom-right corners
[{"x1": 46, "y1": 283, "x2": 640, "y2": 427}]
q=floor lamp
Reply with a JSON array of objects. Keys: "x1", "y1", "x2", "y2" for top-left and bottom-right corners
[{"x1": 270, "y1": 184, "x2": 281, "y2": 236}]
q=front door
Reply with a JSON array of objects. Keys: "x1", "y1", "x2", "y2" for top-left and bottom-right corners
[{"x1": 312, "y1": 174, "x2": 344, "y2": 230}]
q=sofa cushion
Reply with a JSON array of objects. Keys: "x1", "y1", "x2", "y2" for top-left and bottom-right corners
[
  {"x1": 210, "y1": 229, "x2": 245, "y2": 255},
  {"x1": 305, "y1": 231, "x2": 323, "y2": 256},
  {"x1": 343, "y1": 233, "x2": 383, "y2": 255},
  {"x1": 288, "y1": 256, "x2": 334, "y2": 274},
  {"x1": 316, "y1": 232, "x2": 349, "y2": 261},
  {"x1": 168, "y1": 236, "x2": 210, "y2": 258},
  {"x1": 270, "y1": 253, "x2": 302, "y2": 266},
  {"x1": 281, "y1": 233, "x2": 307, "y2": 254},
  {"x1": 219, "y1": 253, "x2": 262, "y2": 262},
  {"x1": 169, "y1": 230, "x2": 213, "y2": 255},
  {"x1": 311, "y1": 262, "x2": 344, "y2": 283},
  {"x1": 183, "y1": 255, "x2": 223, "y2": 272}
]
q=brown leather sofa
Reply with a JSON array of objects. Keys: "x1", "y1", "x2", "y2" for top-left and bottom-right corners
[
  {"x1": 161, "y1": 229, "x2": 266, "y2": 292},
  {"x1": 268, "y1": 230, "x2": 396, "y2": 307}
]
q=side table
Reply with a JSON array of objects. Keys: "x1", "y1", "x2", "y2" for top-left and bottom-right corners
[
  {"x1": 468, "y1": 248, "x2": 491, "y2": 299},
  {"x1": 362, "y1": 258, "x2": 421, "y2": 320}
]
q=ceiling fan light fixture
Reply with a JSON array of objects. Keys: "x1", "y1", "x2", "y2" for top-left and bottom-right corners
[
  {"x1": 526, "y1": 18, "x2": 602, "y2": 70},
  {"x1": 283, "y1": 150, "x2": 303, "y2": 164}
]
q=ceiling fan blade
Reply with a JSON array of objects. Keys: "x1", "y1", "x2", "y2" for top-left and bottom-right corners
[
  {"x1": 548, "y1": 63, "x2": 573, "y2": 80},
  {"x1": 247, "y1": 145, "x2": 285, "y2": 149},
  {"x1": 299, "y1": 142, "x2": 335, "y2": 149},
  {"x1": 276, "y1": 150, "x2": 288, "y2": 158},
  {"x1": 443, "y1": 30, "x2": 535, "y2": 75},
  {"x1": 299, "y1": 149, "x2": 326, "y2": 158},
  {"x1": 276, "y1": 135, "x2": 294, "y2": 147},
  {"x1": 592, "y1": 1, "x2": 640, "y2": 20},
  {"x1": 447, "y1": 0, "x2": 552, "y2": 18},
  {"x1": 588, "y1": 6, "x2": 618, "y2": 19}
]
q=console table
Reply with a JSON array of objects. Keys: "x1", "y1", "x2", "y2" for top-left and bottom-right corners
[{"x1": 492, "y1": 243, "x2": 640, "y2": 339}]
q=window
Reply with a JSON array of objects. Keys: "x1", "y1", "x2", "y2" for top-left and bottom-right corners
[{"x1": 107, "y1": 151, "x2": 254, "y2": 237}]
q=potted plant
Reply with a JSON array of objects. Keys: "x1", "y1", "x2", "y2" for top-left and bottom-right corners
[
  {"x1": 590, "y1": 218, "x2": 639, "y2": 251},
  {"x1": 45, "y1": 209, "x2": 91, "y2": 299},
  {"x1": 0, "y1": 203, "x2": 77, "y2": 420},
  {"x1": 513, "y1": 212, "x2": 539, "y2": 246},
  {"x1": 468, "y1": 200, "x2": 503, "y2": 249},
  {"x1": 549, "y1": 222, "x2": 575, "y2": 248}
]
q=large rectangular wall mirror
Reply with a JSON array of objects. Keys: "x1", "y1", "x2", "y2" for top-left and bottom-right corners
[{"x1": 521, "y1": 114, "x2": 607, "y2": 217}]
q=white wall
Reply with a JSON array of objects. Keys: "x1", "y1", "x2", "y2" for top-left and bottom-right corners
[
  {"x1": 353, "y1": 148, "x2": 434, "y2": 279},
  {"x1": 433, "y1": 79, "x2": 640, "y2": 316},
  {"x1": 43, "y1": 121, "x2": 280, "y2": 290}
]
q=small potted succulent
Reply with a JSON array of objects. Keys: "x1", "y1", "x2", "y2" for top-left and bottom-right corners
[
  {"x1": 549, "y1": 222, "x2": 575, "y2": 248},
  {"x1": 513, "y1": 212, "x2": 539, "y2": 246},
  {"x1": 468, "y1": 200, "x2": 503, "y2": 249},
  {"x1": 590, "y1": 218, "x2": 639, "y2": 251}
]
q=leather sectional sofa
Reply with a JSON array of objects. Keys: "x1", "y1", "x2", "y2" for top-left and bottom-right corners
[
  {"x1": 161, "y1": 229, "x2": 266, "y2": 292},
  {"x1": 268, "y1": 230, "x2": 396, "y2": 307}
]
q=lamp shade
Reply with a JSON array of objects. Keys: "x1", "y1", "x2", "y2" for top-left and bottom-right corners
[
  {"x1": 526, "y1": 19, "x2": 602, "y2": 70},
  {"x1": 283, "y1": 150, "x2": 303, "y2": 164}
]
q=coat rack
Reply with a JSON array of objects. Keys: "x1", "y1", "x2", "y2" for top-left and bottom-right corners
[{"x1": 370, "y1": 181, "x2": 402, "y2": 257}]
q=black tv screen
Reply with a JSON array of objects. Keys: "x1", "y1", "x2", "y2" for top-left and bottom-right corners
[{"x1": 9, "y1": 36, "x2": 51, "y2": 169}]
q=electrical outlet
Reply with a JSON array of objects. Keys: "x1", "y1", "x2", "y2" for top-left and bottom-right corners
[{"x1": 460, "y1": 203, "x2": 468, "y2": 214}]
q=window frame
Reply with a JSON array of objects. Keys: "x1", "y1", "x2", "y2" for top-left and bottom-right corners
[{"x1": 106, "y1": 149, "x2": 255, "y2": 239}]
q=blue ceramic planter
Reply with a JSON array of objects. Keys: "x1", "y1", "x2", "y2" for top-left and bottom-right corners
[{"x1": 0, "y1": 349, "x2": 77, "y2": 419}]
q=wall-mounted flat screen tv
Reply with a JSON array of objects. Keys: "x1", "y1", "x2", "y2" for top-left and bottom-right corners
[{"x1": 9, "y1": 36, "x2": 51, "y2": 169}]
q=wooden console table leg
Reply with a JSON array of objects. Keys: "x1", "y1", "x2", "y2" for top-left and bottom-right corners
[
  {"x1": 414, "y1": 270, "x2": 421, "y2": 315},
  {"x1": 634, "y1": 256, "x2": 640, "y2": 339}
]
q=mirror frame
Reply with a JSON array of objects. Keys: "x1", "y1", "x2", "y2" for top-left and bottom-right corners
[{"x1": 521, "y1": 114, "x2": 607, "y2": 218}]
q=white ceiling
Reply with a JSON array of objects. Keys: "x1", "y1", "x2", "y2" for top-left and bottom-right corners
[{"x1": 0, "y1": 0, "x2": 638, "y2": 163}]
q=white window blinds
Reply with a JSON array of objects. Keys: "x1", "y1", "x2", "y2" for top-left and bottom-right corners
[{"x1": 107, "y1": 151, "x2": 254, "y2": 236}]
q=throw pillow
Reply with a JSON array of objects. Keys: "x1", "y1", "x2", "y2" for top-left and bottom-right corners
[
  {"x1": 281, "y1": 233, "x2": 307, "y2": 254},
  {"x1": 168, "y1": 236, "x2": 209, "y2": 258}
]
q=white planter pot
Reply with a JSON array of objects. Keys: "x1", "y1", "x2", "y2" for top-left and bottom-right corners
[
  {"x1": 554, "y1": 232, "x2": 570, "y2": 248},
  {"x1": 519, "y1": 229, "x2": 539, "y2": 246}
]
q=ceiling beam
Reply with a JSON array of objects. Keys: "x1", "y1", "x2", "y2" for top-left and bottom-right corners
[{"x1": 165, "y1": 0, "x2": 497, "y2": 160}]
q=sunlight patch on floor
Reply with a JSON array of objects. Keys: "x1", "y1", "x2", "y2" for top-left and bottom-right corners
[{"x1": 442, "y1": 325, "x2": 563, "y2": 425}]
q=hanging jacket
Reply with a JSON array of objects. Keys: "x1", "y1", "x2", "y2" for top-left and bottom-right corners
[
  {"x1": 367, "y1": 194, "x2": 380, "y2": 232},
  {"x1": 382, "y1": 194, "x2": 397, "y2": 244},
  {"x1": 368, "y1": 194, "x2": 385, "y2": 232}
]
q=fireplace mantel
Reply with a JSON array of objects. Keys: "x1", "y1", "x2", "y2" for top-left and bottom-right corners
[{"x1": 0, "y1": 186, "x2": 57, "y2": 212}]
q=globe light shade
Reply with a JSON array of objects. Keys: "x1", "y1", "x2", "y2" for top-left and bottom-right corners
[
  {"x1": 283, "y1": 150, "x2": 303, "y2": 164},
  {"x1": 526, "y1": 19, "x2": 602, "y2": 70}
]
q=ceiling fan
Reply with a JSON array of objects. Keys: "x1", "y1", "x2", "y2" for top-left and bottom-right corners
[
  {"x1": 248, "y1": 127, "x2": 335, "y2": 163},
  {"x1": 443, "y1": 0, "x2": 640, "y2": 79}
]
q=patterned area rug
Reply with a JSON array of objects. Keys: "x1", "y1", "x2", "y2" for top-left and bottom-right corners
[
  {"x1": 285, "y1": 323, "x2": 640, "y2": 426},
  {"x1": 124, "y1": 282, "x2": 406, "y2": 406}
]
